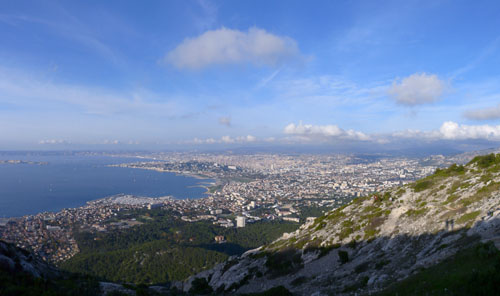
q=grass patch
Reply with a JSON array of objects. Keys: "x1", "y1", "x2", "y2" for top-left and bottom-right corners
[
  {"x1": 443, "y1": 194, "x2": 459, "y2": 205},
  {"x1": 460, "y1": 182, "x2": 472, "y2": 189},
  {"x1": 413, "y1": 180, "x2": 433, "y2": 192},
  {"x1": 364, "y1": 228, "x2": 379, "y2": 240},
  {"x1": 338, "y1": 227, "x2": 354, "y2": 240},
  {"x1": 480, "y1": 173, "x2": 493, "y2": 183},
  {"x1": 405, "y1": 207, "x2": 429, "y2": 218},
  {"x1": 411, "y1": 163, "x2": 468, "y2": 194},
  {"x1": 352, "y1": 196, "x2": 370, "y2": 204},
  {"x1": 293, "y1": 236, "x2": 310, "y2": 249},
  {"x1": 395, "y1": 188, "x2": 406, "y2": 197},
  {"x1": 440, "y1": 207, "x2": 467, "y2": 221},
  {"x1": 460, "y1": 181, "x2": 500, "y2": 207},
  {"x1": 456, "y1": 211, "x2": 481, "y2": 225},
  {"x1": 325, "y1": 209, "x2": 346, "y2": 222},
  {"x1": 447, "y1": 181, "x2": 462, "y2": 194},
  {"x1": 341, "y1": 220, "x2": 354, "y2": 228}
]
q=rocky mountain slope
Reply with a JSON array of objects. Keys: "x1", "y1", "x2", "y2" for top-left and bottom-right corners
[
  {"x1": 0, "y1": 240, "x2": 102, "y2": 295},
  {"x1": 0, "y1": 239, "x2": 58, "y2": 279},
  {"x1": 180, "y1": 154, "x2": 500, "y2": 295}
]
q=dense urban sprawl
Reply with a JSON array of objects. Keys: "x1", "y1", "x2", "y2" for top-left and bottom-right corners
[{"x1": 0, "y1": 152, "x2": 463, "y2": 263}]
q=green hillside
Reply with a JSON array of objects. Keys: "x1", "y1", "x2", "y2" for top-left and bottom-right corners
[{"x1": 60, "y1": 211, "x2": 298, "y2": 285}]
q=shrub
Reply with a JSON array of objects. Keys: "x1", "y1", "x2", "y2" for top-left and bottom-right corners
[
  {"x1": 241, "y1": 285, "x2": 294, "y2": 296},
  {"x1": 364, "y1": 228, "x2": 379, "y2": 240},
  {"x1": 338, "y1": 250, "x2": 349, "y2": 264},
  {"x1": 434, "y1": 164, "x2": 466, "y2": 178},
  {"x1": 413, "y1": 180, "x2": 433, "y2": 192},
  {"x1": 265, "y1": 249, "x2": 303, "y2": 278},
  {"x1": 189, "y1": 277, "x2": 213, "y2": 295},
  {"x1": 375, "y1": 259, "x2": 390, "y2": 270},
  {"x1": 355, "y1": 261, "x2": 370, "y2": 273},
  {"x1": 468, "y1": 153, "x2": 500, "y2": 168},
  {"x1": 395, "y1": 188, "x2": 406, "y2": 197},
  {"x1": 290, "y1": 276, "x2": 308, "y2": 286},
  {"x1": 338, "y1": 227, "x2": 354, "y2": 240},
  {"x1": 343, "y1": 276, "x2": 369, "y2": 292}
]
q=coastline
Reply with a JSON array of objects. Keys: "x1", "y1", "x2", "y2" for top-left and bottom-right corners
[
  {"x1": 1, "y1": 162, "x2": 215, "y2": 219},
  {"x1": 108, "y1": 163, "x2": 219, "y2": 195}
]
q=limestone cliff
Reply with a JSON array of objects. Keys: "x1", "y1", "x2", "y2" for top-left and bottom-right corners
[{"x1": 181, "y1": 154, "x2": 500, "y2": 295}]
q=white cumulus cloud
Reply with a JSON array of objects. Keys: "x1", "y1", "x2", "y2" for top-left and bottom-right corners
[
  {"x1": 164, "y1": 27, "x2": 301, "y2": 70},
  {"x1": 284, "y1": 122, "x2": 371, "y2": 141},
  {"x1": 464, "y1": 104, "x2": 500, "y2": 120},
  {"x1": 388, "y1": 73, "x2": 445, "y2": 106},
  {"x1": 438, "y1": 121, "x2": 500, "y2": 140}
]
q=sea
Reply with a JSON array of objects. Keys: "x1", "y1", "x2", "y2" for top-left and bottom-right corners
[{"x1": 0, "y1": 152, "x2": 214, "y2": 218}]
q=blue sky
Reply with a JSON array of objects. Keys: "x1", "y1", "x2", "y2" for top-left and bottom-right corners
[{"x1": 1, "y1": 0, "x2": 500, "y2": 151}]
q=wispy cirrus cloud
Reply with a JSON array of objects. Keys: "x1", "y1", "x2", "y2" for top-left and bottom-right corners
[
  {"x1": 164, "y1": 27, "x2": 302, "y2": 70},
  {"x1": 0, "y1": 66, "x2": 180, "y2": 117},
  {"x1": 0, "y1": 9, "x2": 124, "y2": 67},
  {"x1": 272, "y1": 75, "x2": 388, "y2": 107}
]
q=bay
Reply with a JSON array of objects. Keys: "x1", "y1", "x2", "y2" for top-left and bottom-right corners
[{"x1": 0, "y1": 153, "x2": 213, "y2": 218}]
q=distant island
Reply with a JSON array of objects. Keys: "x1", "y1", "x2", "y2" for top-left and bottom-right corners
[{"x1": 0, "y1": 160, "x2": 48, "y2": 165}]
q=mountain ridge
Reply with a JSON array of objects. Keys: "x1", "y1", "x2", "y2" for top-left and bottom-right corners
[{"x1": 179, "y1": 153, "x2": 500, "y2": 295}]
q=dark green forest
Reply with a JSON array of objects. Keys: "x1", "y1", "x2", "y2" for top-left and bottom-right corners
[{"x1": 60, "y1": 209, "x2": 298, "y2": 285}]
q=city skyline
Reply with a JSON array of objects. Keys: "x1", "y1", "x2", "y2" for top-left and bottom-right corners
[{"x1": 1, "y1": 0, "x2": 500, "y2": 151}]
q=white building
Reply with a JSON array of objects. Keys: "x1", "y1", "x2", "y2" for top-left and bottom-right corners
[
  {"x1": 147, "y1": 203, "x2": 161, "y2": 210},
  {"x1": 236, "y1": 216, "x2": 246, "y2": 228}
]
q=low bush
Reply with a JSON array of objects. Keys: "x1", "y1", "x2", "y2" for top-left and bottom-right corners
[{"x1": 338, "y1": 250, "x2": 349, "y2": 264}]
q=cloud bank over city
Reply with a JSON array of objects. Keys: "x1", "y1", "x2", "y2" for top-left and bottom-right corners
[
  {"x1": 284, "y1": 122, "x2": 371, "y2": 141},
  {"x1": 1, "y1": 1, "x2": 500, "y2": 152}
]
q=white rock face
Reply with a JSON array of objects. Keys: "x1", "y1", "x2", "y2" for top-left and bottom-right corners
[
  {"x1": 0, "y1": 240, "x2": 57, "y2": 279},
  {"x1": 182, "y1": 159, "x2": 500, "y2": 295}
]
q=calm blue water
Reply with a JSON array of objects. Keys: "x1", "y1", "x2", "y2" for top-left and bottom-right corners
[{"x1": 0, "y1": 153, "x2": 214, "y2": 217}]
